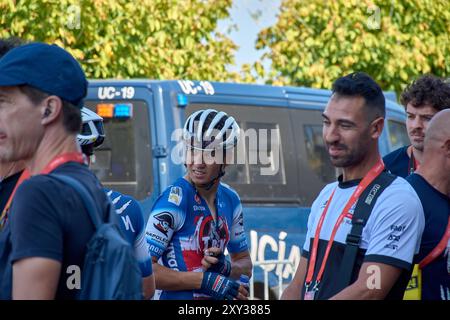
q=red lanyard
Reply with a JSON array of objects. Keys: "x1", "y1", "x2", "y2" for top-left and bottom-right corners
[
  {"x1": 419, "y1": 217, "x2": 450, "y2": 269},
  {"x1": 0, "y1": 152, "x2": 84, "y2": 230},
  {"x1": 40, "y1": 152, "x2": 85, "y2": 174},
  {"x1": 0, "y1": 170, "x2": 30, "y2": 230},
  {"x1": 305, "y1": 159, "x2": 385, "y2": 292}
]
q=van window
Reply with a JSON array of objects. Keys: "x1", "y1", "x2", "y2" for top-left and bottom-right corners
[
  {"x1": 388, "y1": 120, "x2": 409, "y2": 150},
  {"x1": 223, "y1": 121, "x2": 286, "y2": 185},
  {"x1": 186, "y1": 104, "x2": 299, "y2": 204},
  {"x1": 84, "y1": 100, "x2": 153, "y2": 200},
  {"x1": 303, "y1": 124, "x2": 335, "y2": 183},
  {"x1": 289, "y1": 108, "x2": 337, "y2": 206}
]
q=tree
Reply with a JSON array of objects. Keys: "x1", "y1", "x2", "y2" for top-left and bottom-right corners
[
  {"x1": 0, "y1": 0, "x2": 238, "y2": 80},
  {"x1": 256, "y1": 0, "x2": 450, "y2": 94}
]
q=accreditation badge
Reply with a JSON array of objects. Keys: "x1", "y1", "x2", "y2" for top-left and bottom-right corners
[
  {"x1": 304, "y1": 290, "x2": 316, "y2": 300},
  {"x1": 403, "y1": 264, "x2": 422, "y2": 300}
]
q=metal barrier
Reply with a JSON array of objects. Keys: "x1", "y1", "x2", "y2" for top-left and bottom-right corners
[{"x1": 249, "y1": 259, "x2": 295, "y2": 300}]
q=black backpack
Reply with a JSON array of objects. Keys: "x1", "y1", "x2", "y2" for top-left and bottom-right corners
[
  {"x1": 333, "y1": 171, "x2": 396, "y2": 292},
  {"x1": 51, "y1": 174, "x2": 142, "y2": 300}
]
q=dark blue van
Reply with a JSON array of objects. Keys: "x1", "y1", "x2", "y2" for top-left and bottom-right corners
[{"x1": 85, "y1": 80, "x2": 409, "y2": 299}]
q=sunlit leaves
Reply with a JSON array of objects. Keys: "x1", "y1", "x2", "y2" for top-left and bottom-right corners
[
  {"x1": 255, "y1": 0, "x2": 450, "y2": 94},
  {"x1": 0, "y1": 0, "x2": 239, "y2": 81}
]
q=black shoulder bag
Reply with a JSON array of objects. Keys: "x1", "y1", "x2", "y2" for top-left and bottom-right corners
[{"x1": 333, "y1": 171, "x2": 396, "y2": 292}]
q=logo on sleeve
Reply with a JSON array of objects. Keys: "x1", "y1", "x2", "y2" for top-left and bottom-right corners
[
  {"x1": 234, "y1": 212, "x2": 245, "y2": 237},
  {"x1": 390, "y1": 225, "x2": 406, "y2": 232},
  {"x1": 237, "y1": 212, "x2": 244, "y2": 227},
  {"x1": 320, "y1": 200, "x2": 328, "y2": 209},
  {"x1": 168, "y1": 186, "x2": 182, "y2": 206},
  {"x1": 387, "y1": 234, "x2": 401, "y2": 242},
  {"x1": 154, "y1": 212, "x2": 175, "y2": 236}
]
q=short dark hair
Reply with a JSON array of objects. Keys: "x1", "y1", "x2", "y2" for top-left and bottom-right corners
[
  {"x1": 332, "y1": 72, "x2": 386, "y2": 120},
  {"x1": 400, "y1": 75, "x2": 450, "y2": 112},
  {"x1": 18, "y1": 85, "x2": 82, "y2": 134},
  {"x1": 0, "y1": 37, "x2": 23, "y2": 58}
]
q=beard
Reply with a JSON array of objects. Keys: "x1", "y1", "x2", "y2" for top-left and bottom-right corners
[
  {"x1": 0, "y1": 146, "x2": 18, "y2": 163},
  {"x1": 408, "y1": 129, "x2": 425, "y2": 152},
  {"x1": 410, "y1": 139, "x2": 424, "y2": 152},
  {"x1": 0, "y1": 139, "x2": 36, "y2": 164},
  {"x1": 327, "y1": 140, "x2": 369, "y2": 168}
]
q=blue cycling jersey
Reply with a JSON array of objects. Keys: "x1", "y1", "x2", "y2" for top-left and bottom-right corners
[
  {"x1": 145, "y1": 177, "x2": 249, "y2": 300},
  {"x1": 106, "y1": 189, "x2": 153, "y2": 277}
]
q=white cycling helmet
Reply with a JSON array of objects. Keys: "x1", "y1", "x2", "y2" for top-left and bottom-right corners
[
  {"x1": 183, "y1": 108, "x2": 240, "y2": 151},
  {"x1": 77, "y1": 107, "x2": 105, "y2": 154},
  {"x1": 183, "y1": 109, "x2": 240, "y2": 190}
]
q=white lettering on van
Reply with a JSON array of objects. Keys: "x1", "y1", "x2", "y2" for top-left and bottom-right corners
[
  {"x1": 258, "y1": 234, "x2": 278, "y2": 272},
  {"x1": 98, "y1": 87, "x2": 116, "y2": 99},
  {"x1": 178, "y1": 80, "x2": 215, "y2": 95},
  {"x1": 250, "y1": 230, "x2": 300, "y2": 279}
]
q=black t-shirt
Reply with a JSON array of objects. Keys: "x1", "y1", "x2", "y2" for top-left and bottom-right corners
[
  {"x1": 0, "y1": 170, "x2": 23, "y2": 214},
  {"x1": 406, "y1": 173, "x2": 450, "y2": 300},
  {"x1": 383, "y1": 146, "x2": 411, "y2": 178},
  {"x1": 0, "y1": 162, "x2": 109, "y2": 300},
  {"x1": 0, "y1": 170, "x2": 23, "y2": 299}
]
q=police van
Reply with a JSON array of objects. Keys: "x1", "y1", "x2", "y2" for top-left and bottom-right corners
[{"x1": 85, "y1": 80, "x2": 409, "y2": 299}]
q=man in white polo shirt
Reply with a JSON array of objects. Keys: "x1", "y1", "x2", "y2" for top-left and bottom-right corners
[{"x1": 282, "y1": 72, "x2": 424, "y2": 300}]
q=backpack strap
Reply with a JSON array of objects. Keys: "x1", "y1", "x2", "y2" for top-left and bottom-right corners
[
  {"x1": 50, "y1": 174, "x2": 102, "y2": 230},
  {"x1": 334, "y1": 171, "x2": 396, "y2": 292}
]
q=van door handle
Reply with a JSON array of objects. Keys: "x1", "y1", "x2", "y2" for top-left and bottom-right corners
[{"x1": 153, "y1": 145, "x2": 167, "y2": 158}]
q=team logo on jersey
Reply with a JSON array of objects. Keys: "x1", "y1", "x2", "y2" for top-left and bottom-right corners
[
  {"x1": 168, "y1": 186, "x2": 182, "y2": 206},
  {"x1": 194, "y1": 215, "x2": 230, "y2": 253},
  {"x1": 153, "y1": 212, "x2": 175, "y2": 236},
  {"x1": 237, "y1": 212, "x2": 244, "y2": 226},
  {"x1": 233, "y1": 212, "x2": 245, "y2": 237}
]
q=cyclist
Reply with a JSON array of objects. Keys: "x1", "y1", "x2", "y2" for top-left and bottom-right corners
[
  {"x1": 77, "y1": 107, "x2": 155, "y2": 299},
  {"x1": 146, "y1": 108, "x2": 252, "y2": 300}
]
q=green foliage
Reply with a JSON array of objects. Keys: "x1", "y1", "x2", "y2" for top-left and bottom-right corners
[
  {"x1": 0, "y1": 0, "x2": 239, "y2": 80},
  {"x1": 256, "y1": 0, "x2": 450, "y2": 94}
]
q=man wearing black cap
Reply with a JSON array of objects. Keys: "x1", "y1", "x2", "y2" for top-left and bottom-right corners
[
  {"x1": 0, "y1": 42, "x2": 110, "y2": 299},
  {"x1": 0, "y1": 37, "x2": 27, "y2": 220}
]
